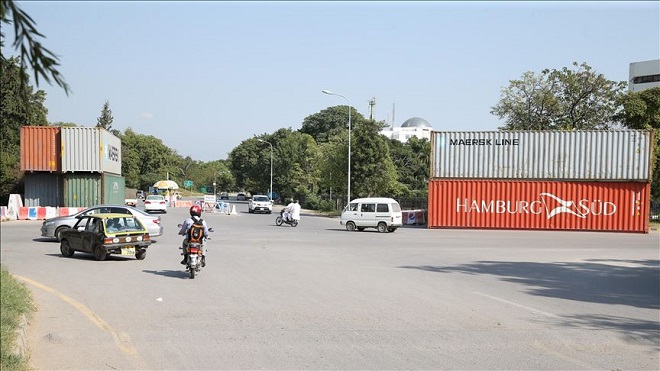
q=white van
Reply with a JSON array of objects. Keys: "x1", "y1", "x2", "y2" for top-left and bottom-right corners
[{"x1": 340, "y1": 197, "x2": 403, "y2": 233}]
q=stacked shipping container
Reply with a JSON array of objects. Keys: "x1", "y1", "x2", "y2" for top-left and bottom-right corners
[
  {"x1": 20, "y1": 126, "x2": 125, "y2": 207},
  {"x1": 428, "y1": 130, "x2": 654, "y2": 233}
]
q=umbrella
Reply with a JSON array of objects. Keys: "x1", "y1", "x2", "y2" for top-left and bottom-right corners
[{"x1": 153, "y1": 180, "x2": 179, "y2": 189}]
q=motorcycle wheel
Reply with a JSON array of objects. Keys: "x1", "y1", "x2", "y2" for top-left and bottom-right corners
[
  {"x1": 276, "y1": 216, "x2": 283, "y2": 226},
  {"x1": 189, "y1": 266, "x2": 195, "y2": 279},
  {"x1": 292, "y1": 220, "x2": 298, "y2": 227}
]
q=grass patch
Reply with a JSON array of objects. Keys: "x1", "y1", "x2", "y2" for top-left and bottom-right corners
[{"x1": 1, "y1": 266, "x2": 35, "y2": 371}]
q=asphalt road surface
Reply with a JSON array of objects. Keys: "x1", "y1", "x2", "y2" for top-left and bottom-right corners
[{"x1": 1, "y1": 203, "x2": 658, "y2": 370}]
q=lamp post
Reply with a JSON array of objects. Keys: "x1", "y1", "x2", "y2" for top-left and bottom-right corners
[
  {"x1": 322, "y1": 89, "x2": 352, "y2": 204},
  {"x1": 257, "y1": 139, "x2": 273, "y2": 201}
]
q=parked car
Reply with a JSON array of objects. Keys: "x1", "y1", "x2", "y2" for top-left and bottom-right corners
[
  {"x1": 219, "y1": 192, "x2": 229, "y2": 200},
  {"x1": 41, "y1": 205, "x2": 163, "y2": 241},
  {"x1": 248, "y1": 195, "x2": 272, "y2": 214},
  {"x1": 144, "y1": 195, "x2": 167, "y2": 213},
  {"x1": 59, "y1": 213, "x2": 152, "y2": 261},
  {"x1": 236, "y1": 193, "x2": 247, "y2": 201}
]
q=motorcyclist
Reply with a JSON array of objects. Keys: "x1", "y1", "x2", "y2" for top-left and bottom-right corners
[
  {"x1": 283, "y1": 198, "x2": 295, "y2": 222},
  {"x1": 290, "y1": 199, "x2": 301, "y2": 223},
  {"x1": 178, "y1": 205, "x2": 210, "y2": 266}
]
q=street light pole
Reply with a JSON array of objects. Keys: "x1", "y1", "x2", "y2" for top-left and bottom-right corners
[
  {"x1": 322, "y1": 89, "x2": 352, "y2": 204},
  {"x1": 257, "y1": 139, "x2": 273, "y2": 201}
]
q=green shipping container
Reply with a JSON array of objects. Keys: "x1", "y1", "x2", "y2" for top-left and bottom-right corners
[
  {"x1": 102, "y1": 173, "x2": 125, "y2": 205},
  {"x1": 63, "y1": 173, "x2": 101, "y2": 207}
]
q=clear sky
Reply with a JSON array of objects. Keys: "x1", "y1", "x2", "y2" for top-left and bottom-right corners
[{"x1": 4, "y1": 1, "x2": 659, "y2": 162}]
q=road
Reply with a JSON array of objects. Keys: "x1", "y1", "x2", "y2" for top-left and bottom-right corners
[{"x1": 1, "y1": 202, "x2": 658, "y2": 370}]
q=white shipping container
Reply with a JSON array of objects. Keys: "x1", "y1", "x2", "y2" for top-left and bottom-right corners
[
  {"x1": 61, "y1": 127, "x2": 122, "y2": 174},
  {"x1": 430, "y1": 130, "x2": 653, "y2": 181}
]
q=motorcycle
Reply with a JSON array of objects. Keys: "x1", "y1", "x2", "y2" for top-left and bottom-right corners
[
  {"x1": 275, "y1": 209, "x2": 299, "y2": 227},
  {"x1": 178, "y1": 225, "x2": 214, "y2": 279}
]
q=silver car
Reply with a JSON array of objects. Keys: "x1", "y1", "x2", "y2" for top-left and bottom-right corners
[{"x1": 41, "y1": 205, "x2": 164, "y2": 241}]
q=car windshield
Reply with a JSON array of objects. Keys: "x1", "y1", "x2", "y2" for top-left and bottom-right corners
[
  {"x1": 254, "y1": 196, "x2": 269, "y2": 202},
  {"x1": 104, "y1": 217, "x2": 145, "y2": 233}
]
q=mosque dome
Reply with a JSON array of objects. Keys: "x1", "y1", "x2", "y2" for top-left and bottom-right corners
[{"x1": 401, "y1": 117, "x2": 431, "y2": 128}]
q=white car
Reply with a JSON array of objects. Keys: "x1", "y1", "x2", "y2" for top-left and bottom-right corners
[
  {"x1": 248, "y1": 195, "x2": 272, "y2": 214},
  {"x1": 144, "y1": 195, "x2": 167, "y2": 213}
]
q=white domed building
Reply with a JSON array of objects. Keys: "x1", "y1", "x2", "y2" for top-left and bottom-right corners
[{"x1": 380, "y1": 117, "x2": 433, "y2": 143}]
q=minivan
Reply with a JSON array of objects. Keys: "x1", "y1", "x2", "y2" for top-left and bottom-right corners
[{"x1": 340, "y1": 197, "x2": 403, "y2": 233}]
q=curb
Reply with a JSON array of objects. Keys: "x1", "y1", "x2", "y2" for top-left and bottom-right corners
[{"x1": 12, "y1": 314, "x2": 29, "y2": 358}]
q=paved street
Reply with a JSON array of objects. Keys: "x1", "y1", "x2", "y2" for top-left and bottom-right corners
[{"x1": 1, "y1": 203, "x2": 658, "y2": 370}]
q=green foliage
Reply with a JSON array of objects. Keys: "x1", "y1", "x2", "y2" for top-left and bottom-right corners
[
  {"x1": 300, "y1": 105, "x2": 364, "y2": 143},
  {"x1": 1, "y1": 266, "x2": 35, "y2": 371},
  {"x1": 388, "y1": 136, "x2": 430, "y2": 196},
  {"x1": 350, "y1": 119, "x2": 399, "y2": 198},
  {"x1": 492, "y1": 62, "x2": 626, "y2": 130},
  {"x1": 120, "y1": 128, "x2": 181, "y2": 190},
  {"x1": 0, "y1": 56, "x2": 48, "y2": 204},
  {"x1": 616, "y1": 87, "x2": 660, "y2": 199},
  {"x1": 303, "y1": 193, "x2": 335, "y2": 212},
  {"x1": 96, "y1": 100, "x2": 114, "y2": 131},
  {"x1": 0, "y1": 0, "x2": 70, "y2": 95}
]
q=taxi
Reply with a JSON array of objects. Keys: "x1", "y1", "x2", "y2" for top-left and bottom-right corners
[{"x1": 59, "y1": 213, "x2": 152, "y2": 261}]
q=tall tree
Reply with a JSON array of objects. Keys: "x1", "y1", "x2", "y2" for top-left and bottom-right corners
[
  {"x1": 96, "y1": 100, "x2": 114, "y2": 131},
  {"x1": 300, "y1": 105, "x2": 363, "y2": 144},
  {"x1": 1, "y1": 0, "x2": 70, "y2": 95},
  {"x1": 615, "y1": 87, "x2": 660, "y2": 200},
  {"x1": 0, "y1": 56, "x2": 48, "y2": 204},
  {"x1": 388, "y1": 136, "x2": 430, "y2": 196},
  {"x1": 350, "y1": 119, "x2": 399, "y2": 198},
  {"x1": 492, "y1": 62, "x2": 626, "y2": 130}
]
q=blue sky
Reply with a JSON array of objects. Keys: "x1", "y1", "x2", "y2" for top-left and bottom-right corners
[{"x1": 4, "y1": 1, "x2": 659, "y2": 162}]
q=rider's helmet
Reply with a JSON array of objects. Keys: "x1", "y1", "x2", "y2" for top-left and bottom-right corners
[{"x1": 189, "y1": 205, "x2": 202, "y2": 217}]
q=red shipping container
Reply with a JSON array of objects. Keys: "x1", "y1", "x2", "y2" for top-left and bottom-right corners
[
  {"x1": 20, "y1": 126, "x2": 61, "y2": 172},
  {"x1": 428, "y1": 180, "x2": 650, "y2": 233}
]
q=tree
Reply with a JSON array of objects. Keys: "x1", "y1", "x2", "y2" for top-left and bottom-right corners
[
  {"x1": 388, "y1": 136, "x2": 430, "y2": 196},
  {"x1": 615, "y1": 87, "x2": 660, "y2": 200},
  {"x1": 1, "y1": 0, "x2": 70, "y2": 95},
  {"x1": 0, "y1": 56, "x2": 48, "y2": 204},
  {"x1": 120, "y1": 128, "x2": 181, "y2": 190},
  {"x1": 492, "y1": 62, "x2": 626, "y2": 130},
  {"x1": 300, "y1": 105, "x2": 363, "y2": 143},
  {"x1": 96, "y1": 100, "x2": 114, "y2": 132},
  {"x1": 350, "y1": 119, "x2": 399, "y2": 198}
]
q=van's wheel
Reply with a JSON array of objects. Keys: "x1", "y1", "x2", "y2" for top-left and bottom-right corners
[
  {"x1": 93, "y1": 245, "x2": 107, "y2": 261},
  {"x1": 377, "y1": 222, "x2": 388, "y2": 233},
  {"x1": 346, "y1": 221, "x2": 356, "y2": 232},
  {"x1": 136, "y1": 250, "x2": 147, "y2": 260},
  {"x1": 60, "y1": 240, "x2": 74, "y2": 257}
]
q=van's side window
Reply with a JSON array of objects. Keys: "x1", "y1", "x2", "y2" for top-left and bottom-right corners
[
  {"x1": 361, "y1": 204, "x2": 375, "y2": 212},
  {"x1": 349, "y1": 203, "x2": 359, "y2": 211},
  {"x1": 376, "y1": 204, "x2": 389, "y2": 212}
]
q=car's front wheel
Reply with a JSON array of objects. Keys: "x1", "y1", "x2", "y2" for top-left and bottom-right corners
[
  {"x1": 93, "y1": 245, "x2": 107, "y2": 261},
  {"x1": 60, "y1": 240, "x2": 74, "y2": 257}
]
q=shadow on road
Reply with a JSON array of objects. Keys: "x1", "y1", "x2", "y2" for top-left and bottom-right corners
[
  {"x1": 143, "y1": 269, "x2": 191, "y2": 279},
  {"x1": 400, "y1": 259, "x2": 660, "y2": 347},
  {"x1": 399, "y1": 259, "x2": 660, "y2": 309}
]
